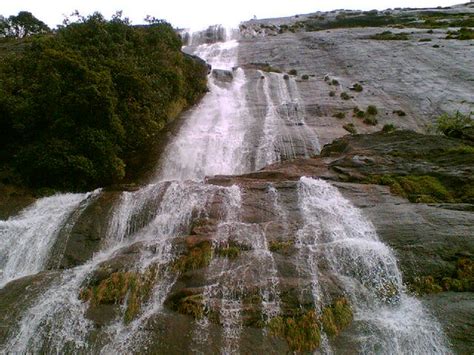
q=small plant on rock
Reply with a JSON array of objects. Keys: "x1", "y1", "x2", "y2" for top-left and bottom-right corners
[
  {"x1": 366, "y1": 105, "x2": 378, "y2": 115},
  {"x1": 343, "y1": 123, "x2": 357, "y2": 134},
  {"x1": 340, "y1": 92, "x2": 351, "y2": 100}
]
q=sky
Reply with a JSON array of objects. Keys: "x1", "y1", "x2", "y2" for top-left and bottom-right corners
[{"x1": 1, "y1": 1, "x2": 463, "y2": 30}]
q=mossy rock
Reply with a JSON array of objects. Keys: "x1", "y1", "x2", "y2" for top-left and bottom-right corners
[{"x1": 173, "y1": 241, "x2": 212, "y2": 273}]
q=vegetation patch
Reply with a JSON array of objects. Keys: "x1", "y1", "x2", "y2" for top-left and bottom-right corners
[
  {"x1": 340, "y1": 92, "x2": 351, "y2": 100},
  {"x1": 214, "y1": 240, "x2": 251, "y2": 259},
  {"x1": 329, "y1": 90, "x2": 336, "y2": 97},
  {"x1": 366, "y1": 105, "x2": 378, "y2": 115},
  {"x1": 268, "y1": 298, "x2": 353, "y2": 352},
  {"x1": 382, "y1": 124, "x2": 396, "y2": 133},
  {"x1": 301, "y1": 74, "x2": 309, "y2": 80},
  {"x1": 288, "y1": 69, "x2": 297, "y2": 75},
  {"x1": 433, "y1": 111, "x2": 472, "y2": 138},
  {"x1": 333, "y1": 112, "x2": 346, "y2": 119},
  {"x1": 393, "y1": 109, "x2": 406, "y2": 117},
  {"x1": 269, "y1": 239, "x2": 294, "y2": 255},
  {"x1": 446, "y1": 27, "x2": 474, "y2": 40},
  {"x1": 173, "y1": 241, "x2": 212, "y2": 272},
  {"x1": 343, "y1": 123, "x2": 357, "y2": 134},
  {"x1": 79, "y1": 264, "x2": 159, "y2": 323},
  {"x1": 363, "y1": 116, "x2": 378, "y2": 126},
  {"x1": 350, "y1": 83, "x2": 363, "y2": 92},
  {"x1": 369, "y1": 31, "x2": 410, "y2": 40},
  {"x1": 365, "y1": 175, "x2": 453, "y2": 203},
  {"x1": 165, "y1": 290, "x2": 207, "y2": 320},
  {"x1": 409, "y1": 258, "x2": 473, "y2": 295}
]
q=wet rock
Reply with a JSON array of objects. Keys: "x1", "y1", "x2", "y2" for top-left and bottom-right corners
[
  {"x1": 48, "y1": 191, "x2": 121, "y2": 269},
  {"x1": 212, "y1": 69, "x2": 233, "y2": 83},
  {"x1": 0, "y1": 271, "x2": 59, "y2": 343}
]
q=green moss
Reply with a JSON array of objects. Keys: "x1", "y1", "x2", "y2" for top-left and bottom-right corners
[
  {"x1": 268, "y1": 298, "x2": 353, "y2": 352},
  {"x1": 268, "y1": 310, "x2": 321, "y2": 352},
  {"x1": 269, "y1": 239, "x2": 294, "y2": 254},
  {"x1": 214, "y1": 241, "x2": 251, "y2": 259},
  {"x1": 173, "y1": 241, "x2": 212, "y2": 272},
  {"x1": 366, "y1": 175, "x2": 453, "y2": 203},
  {"x1": 409, "y1": 258, "x2": 473, "y2": 295},
  {"x1": 340, "y1": 92, "x2": 351, "y2": 100},
  {"x1": 79, "y1": 264, "x2": 159, "y2": 324},
  {"x1": 343, "y1": 123, "x2": 357, "y2": 134},
  {"x1": 165, "y1": 290, "x2": 206, "y2": 319}
]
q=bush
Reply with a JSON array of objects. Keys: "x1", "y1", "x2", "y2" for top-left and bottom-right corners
[
  {"x1": 350, "y1": 83, "x2": 363, "y2": 92},
  {"x1": 434, "y1": 111, "x2": 472, "y2": 138},
  {"x1": 369, "y1": 31, "x2": 410, "y2": 40},
  {"x1": 288, "y1": 69, "x2": 297, "y2": 75},
  {"x1": 329, "y1": 91, "x2": 336, "y2": 97},
  {"x1": 343, "y1": 123, "x2": 357, "y2": 134},
  {"x1": 340, "y1": 92, "x2": 351, "y2": 100},
  {"x1": 367, "y1": 105, "x2": 378, "y2": 115},
  {"x1": 382, "y1": 123, "x2": 396, "y2": 132},
  {"x1": 393, "y1": 109, "x2": 406, "y2": 116},
  {"x1": 331, "y1": 79, "x2": 339, "y2": 85},
  {"x1": 333, "y1": 112, "x2": 346, "y2": 119},
  {"x1": 301, "y1": 74, "x2": 309, "y2": 80},
  {"x1": 363, "y1": 116, "x2": 378, "y2": 125}
]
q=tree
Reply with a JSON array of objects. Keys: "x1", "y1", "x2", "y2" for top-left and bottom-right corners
[{"x1": 2, "y1": 11, "x2": 50, "y2": 38}]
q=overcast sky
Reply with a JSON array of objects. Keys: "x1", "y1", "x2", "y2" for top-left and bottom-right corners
[{"x1": 2, "y1": 1, "x2": 462, "y2": 30}]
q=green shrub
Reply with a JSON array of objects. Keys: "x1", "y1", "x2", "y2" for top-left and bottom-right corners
[
  {"x1": 419, "y1": 38, "x2": 432, "y2": 42},
  {"x1": 393, "y1": 109, "x2": 406, "y2": 116},
  {"x1": 351, "y1": 83, "x2": 363, "y2": 92},
  {"x1": 333, "y1": 112, "x2": 346, "y2": 119},
  {"x1": 269, "y1": 239, "x2": 294, "y2": 254},
  {"x1": 434, "y1": 111, "x2": 472, "y2": 138},
  {"x1": 329, "y1": 91, "x2": 336, "y2": 97},
  {"x1": 343, "y1": 123, "x2": 357, "y2": 134},
  {"x1": 331, "y1": 79, "x2": 339, "y2": 85},
  {"x1": 363, "y1": 116, "x2": 378, "y2": 125},
  {"x1": 446, "y1": 27, "x2": 474, "y2": 40},
  {"x1": 369, "y1": 31, "x2": 410, "y2": 40},
  {"x1": 366, "y1": 105, "x2": 378, "y2": 115},
  {"x1": 382, "y1": 124, "x2": 396, "y2": 132},
  {"x1": 340, "y1": 92, "x2": 350, "y2": 100},
  {"x1": 301, "y1": 74, "x2": 309, "y2": 80},
  {"x1": 288, "y1": 69, "x2": 297, "y2": 75}
]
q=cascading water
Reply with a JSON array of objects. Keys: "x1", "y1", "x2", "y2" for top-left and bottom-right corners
[
  {"x1": 0, "y1": 190, "x2": 100, "y2": 288},
  {"x1": 1, "y1": 25, "x2": 451, "y2": 355},
  {"x1": 296, "y1": 177, "x2": 449, "y2": 354}
]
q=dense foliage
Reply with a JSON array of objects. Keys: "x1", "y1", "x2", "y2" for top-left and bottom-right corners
[
  {"x1": 0, "y1": 11, "x2": 50, "y2": 38},
  {"x1": 0, "y1": 12, "x2": 207, "y2": 191}
]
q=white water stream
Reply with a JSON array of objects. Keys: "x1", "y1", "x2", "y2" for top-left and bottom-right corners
[{"x1": 1, "y1": 27, "x2": 450, "y2": 354}]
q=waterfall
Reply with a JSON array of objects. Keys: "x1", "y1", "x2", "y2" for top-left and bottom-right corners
[
  {"x1": 0, "y1": 190, "x2": 100, "y2": 288},
  {"x1": 296, "y1": 177, "x2": 449, "y2": 354},
  {"x1": 1, "y1": 26, "x2": 451, "y2": 355}
]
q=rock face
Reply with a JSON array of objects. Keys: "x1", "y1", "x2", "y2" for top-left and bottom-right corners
[
  {"x1": 237, "y1": 6, "x2": 474, "y2": 147},
  {"x1": 211, "y1": 69, "x2": 233, "y2": 83}
]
